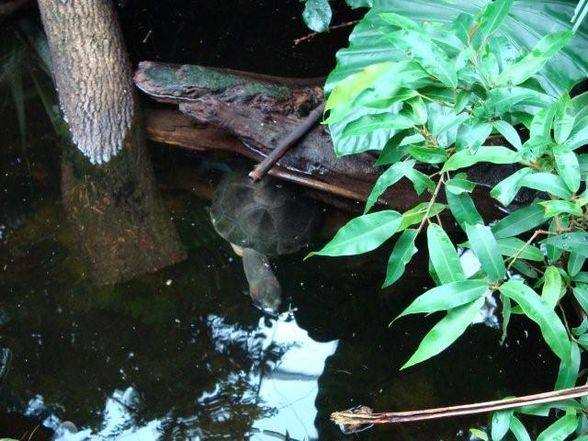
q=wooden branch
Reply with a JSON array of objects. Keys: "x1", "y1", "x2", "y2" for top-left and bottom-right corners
[
  {"x1": 249, "y1": 102, "x2": 325, "y2": 181},
  {"x1": 331, "y1": 385, "x2": 588, "y2": 428}
]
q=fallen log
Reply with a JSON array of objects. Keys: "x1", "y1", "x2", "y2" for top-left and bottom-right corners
[{"x1": 136, "y1": 61, "x2": 509, "y2": 218}]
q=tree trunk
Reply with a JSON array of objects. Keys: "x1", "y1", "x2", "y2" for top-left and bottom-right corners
[{"x1": 38, "y1": 0, "x2": 186, "y2": 285}]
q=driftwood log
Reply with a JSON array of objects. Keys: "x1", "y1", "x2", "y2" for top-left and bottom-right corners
[{"x1": 136, "y1": 61, "x2": 507, "y2": 217}]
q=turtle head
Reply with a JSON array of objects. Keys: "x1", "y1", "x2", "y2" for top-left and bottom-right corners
[{"x1": 241, "y1": 248, "x2": 282, "y2": 314}]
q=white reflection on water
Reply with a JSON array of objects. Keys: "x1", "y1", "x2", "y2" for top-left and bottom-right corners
[{"x1": 38, "y1": 312, "x2": 338, "y2": 440}]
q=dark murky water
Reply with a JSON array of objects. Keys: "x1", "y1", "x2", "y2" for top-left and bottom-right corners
[{"x1": 0, "y1": 2, "x2": 558, "y2": 440}]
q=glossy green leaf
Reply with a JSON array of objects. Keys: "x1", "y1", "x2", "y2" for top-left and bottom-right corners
[
  {"x1": 492, "y1": 203, "x2": 546, "y2": 239},
  {"x1": 407, "y1": 145, "x2": 448, "y2": 164},
  {"x1": 542, "y1": 266, "x2": 563, "y2": 308},
  {"x1": 401, "y1": 297, "x2": 485, "y2": 369},
  {"x1": 475, "y1": 0, "x2": 513, "y2": 44},
  {"x1": 567, "y1": 252, "x2": 585, "y2": 278},
  {"x1": 530, "y1": 105, "x2": 557, "y2": 139},
  {"x1": 405, "y1": 168, "x2": 435, "y2": 195},
  {"x1": 500, "y1": 280, "x2": 571, "y2": 361},
  {"x1": 490, "y1": 167, "x2": 533, "y2": 207},
  {"x1": 302, "y1": 0, "x2": 332, "y2": 32},
  {"x1": 446, "y1": 176, "x2": 476, "y2": 195},
  {"x1": 553, "y1": 144, "x2": 581, "y2": 193},
  {"x1": 496, "y1": 31, "x2": 573, "y2": 86},
  {"x1": 509, "y1": 415, "x2": 531, "y2": 441},
  {"x1": 466, "y1": 224, "x2": 506, "y2": 282},
  {"x1": 480, "y1": 87, "x2": 553, "y2": 118},
  {"x1": 345, "y1": 0, "x2": 373, "y2": 7},
  {"x1": 573, "y1": 285, "x2": 588, "y2": 315},
  {"x1": 545, "y1": 218, "x2": 564, "y2": 263},
  {"x1": 555, "y1": 341, "x2": 580, "y2": 390},
  {"x1": 342, "y1": 112, "x2": 415, "y2": 136},
  {"x1": 542, "y1": 232, "x2": 588, "y2": 258},
  {"x1": 383, "y1": 228, "x2": 419, "y2": 287},
  {"x1": 492, "y1": 409, "x2": 513, "y2": 441},
  {"x1": 494, "y1": 120, "x2": 522, "y2": 150},
  {"x1": 554, "y1": 94, "x2": 575, "y2": 144},
  {"x1": 376, "y1": 131, "x2": 410, "y2": 165},
  {"x1": 365, "y1": 160, "x2": 414, "y2": 213},
  {"x1": 455, "y1": 122, "x2": 493, "y2": 151},
  {"x1": 427, "y1": 223, "x2": 465, "y2": 284},
  {"x1": 573, "y1": 272, "x2": 588, "y2": 283},
  {"x1": 496, "y1": 237, "x2": 544, "y2": 262},
  {"x1": 387, "y1": 30, "x2": 457, "y2": 88},
  {"x1": 398, "y1": 202, "x2": 446, "y2": 231},
  {"x1": 539, "y1": 200, "x2": 583, "y2": 217},
  {"x1": 520, "y1": 173, "x2": 572, "y2": 200},
  {"x1": 446, "y1": 190, "x2": 483, "y2": 231},
  {"x1": 469, "y1": 428, "x2": 489, "y2": 441},
  {"x1": 443, "y1": 147, "x2": 519, "y2": 172},
  {"x1": 394, "y1": 279, "x2": 488, "y2": 321},
  {"x1": 536, "y1": 412, "x2": 578, "y2": 441},
  {"x1": 379, "y1": 12, "x2": 421, "y2": 31},
  {"x1": 511, "y1": 260, "x2": 539, "y2": 279},
  {"x1": 308, "y1": 210, "x2": 401, "y2": 258},
  {"x1": 407, "y1": 96, "x2": 427, "y2": 125}
]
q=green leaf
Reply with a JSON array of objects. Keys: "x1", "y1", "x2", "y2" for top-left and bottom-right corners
[
  {"x1": 553, "y1": 144, "x2": 581, "y2": 193},
  {"x1": 343, "y1": 112, "x2": 415, "y2": 136},
  {"x1": 568, "y1": 252, "x2": 585, "y2": 278},
  {"x1": 475, "y1": 0, "x2": 514, "y2": 44},
  {"x1": 542, "y1": 232, "x2": 588, "y2": 258},
  {"x1": 401, "y1": 297, "x2": 485, "y2": 369},
  {"x1": 545, "y1": 218, "x2": 564, "y2": 263},
  {"x1": 509, "y1": 415, "x2": 531, "y2": 441},
  {"x1": 490, "y1": 167, "x2": 533, "y2": 207},
  {"x1": 480, "y1": 87, "x2": 553, "y2": 117},
  {"x1": 395, "y1": 279, "x2": 488, "y2": 321},
  {"x1": 398, "y1": 202, "x2": 446, "y2": 231},
  {"x1": 405, "y1": 168, "x2": 435, "y2": 195},
  {"x1": 493, "y1": 120, "x2": 522, "y2": 150},
  {"x1": 555, "y1": 341, "x2": 580, "y2": 390},
  {"x1": 542, "y1": 266, "x2": 563, "y2": 308},
  {"x1": 539, "y1": 200, "x2": 583, "y2": 217},
  {"x1": 500, "y1": 280, "x2": 571, "y2": 361},
  {"x1": 308, "y1": 210, "x2": 402, "y2": 258},
  {"x1": 387, "y1": 30, "x2": 457, "y2": 88},
  {"x1": 492, "y1": 409, "x2": 513, "y2": 441},
  {"x1": 536, "y1": 412, "x2": 578, "y2": 441},
  {"x1": 500, "y1": 293, "x2": 512, "y2": 344},
  {"x1": 376, "y1": 131, "x2": 410, "y2": 165},
  {"x1": 469, "y1": 428, "x2": 489, "y2": 441},
  {"x1": 554, "y1": 94, "x2": 575, "y2": 144},
  {"x1": 496, "y1": 31, "x2": 573, "y2": 86},
  {"x1": 466, "y1": 224, "x2": 506, "y2": 282},
  {"x1": 573, "y1": 272, "x2": 588, "y2": 283},
  {"x1": 496, "y1": 237, "x2": 544, "y2": 262},
  {"x1": 427, "y1": 223, "x2": 466, "y2": 284},
  {"x1": 407, "y1": 145, "x2": 448, "y2": 164},
  {"x1": 445, "y1": 178, "x2": 475, "y2": 196},
  {"x1": 455, "y1": 122, "x2": 493, "y2": 151},
  {"x1": 573, "y1": 285, "x2": 588, "y2": 315},
  {"x1": 302, "y1": 0, "x2": 332, "y2": 32},
  {"x1": 492, "y1": 203, "x2": 546, "y2": 239},
  {"x1": 446, "y1": 190, "x2": 483, "y2": 232},
  {"x1": 365, "y1": 160, "x2": 414, "y2": 213},
  {"x1": 520, "y1": 173, "x2": 573, "y2": 200},
  {"x1": 345, "y1": 0, "x2": 372, "y2": 7},
  {"x1": 379, "y1": 12, "x2": 421, "y2": 31},
  {"x1": 530, "y1": 105, "x2": 557, "y2": 138},
  {"x1": 442, "y1": 147, "x2": 519, "y2": 172},
  {"x1": 383, "y1": 228, "x2": 419, "y2": 287},
  {"x1": 511, "y1": 260, "x2": 539, "y2": 279}
]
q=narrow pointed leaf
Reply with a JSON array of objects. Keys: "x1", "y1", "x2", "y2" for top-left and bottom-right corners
[
  {"x1": 427, "y1": 223, "x2": 465, "y2": 284},
  {"x1": 542, "y1": 266, "x2": 563, "y2": 308},
  {"x1": 536, "y1": 412, "x2": 578, "y2": 441},
  {"x1": 490, "y1": 167, "x2": 533, "y2": 207},
  {"x1": 542, "y1": 232, "x2": 588, "y2": 258},
  {"x1": 476, "y1": 0, "x2": 514, "y2": 42},
  {"x1": 466, "y1": 224, "x2": 506, "y2": 282},
  {"x1": 383, "y1": 228, "x2": 418, "y2": 287},
  {"x1": 443, "y1": 147, "x2": 519, "y2": 172},
  {"x1": 365, "y1": 160, "x2": 414, "y2": 213},
  {"x1": 500, "y1": 280, "x2": 571, "y2": 360},
  {"x1": 398, "y1": 202, "x2": 446, "y2": 231},
  {"x1": 553, "y1": 144, "x2": 581, "y2": 193},
  {"x1": 520, "y1": 173, "x2": 572, "y2": 200},
  {"x1": 496, "y1": 237, "x2": 544, "y2": 262},
  {"x1": 492, "y1": 409, "x2": 513, "y2": 441},
  {"x1": 343, "y1": 112, "x2": 415, "y2": 136},
  {"x1": 555, "y1": 342, "x2": 580, "y2": 390},
  {"x1": 492, "y1": 203, "x2": 546, "y2": 239},
  {"x1": 446, "y1": 190, "x2": 483, "y2": 231},
  {"x1": 401, "y1": 297, "x2": 485, "y2": 369},
  {"x1": 509, "y1": 416, "x2": 531, "y2": 441},
  {"x1": 308, "y1": 210, "x2": 402, "y2": 258},
  {"x1": 494, "y1": 120, "x2": 522, "y2": 150},
  {"x1": 554, "y1": 95, "x2": 575, "y2": 144},
  {"x1": 567, "y1": 252, "x2": 585, "y2": 278}
]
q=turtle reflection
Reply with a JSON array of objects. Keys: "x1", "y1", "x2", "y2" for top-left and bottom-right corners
[{"x1": 210, "y1": 169, "x2": 320, "y2": 313}]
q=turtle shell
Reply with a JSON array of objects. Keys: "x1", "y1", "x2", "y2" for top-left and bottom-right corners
[{"x1": 210, "y1": 170, "x2": 318, "y2": 257}]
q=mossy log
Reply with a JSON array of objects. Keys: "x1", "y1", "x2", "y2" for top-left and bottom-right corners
[{"x1": 136, "y1": 61, "x2": 510, "y2": 218}]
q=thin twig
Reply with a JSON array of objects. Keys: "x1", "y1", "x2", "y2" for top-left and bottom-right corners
[
  {"x1": 416, "y1": 173, "x2": 446, "y2": 235},
  {"x1": 249, "y1": 102, "x2": 324, "y2": 182},
  {"x1": 331, "y1": 384, "x2": 588, "y2": 427},
  {"x1": 293, "y1": 20, "x2": 360, "y2": 46}
]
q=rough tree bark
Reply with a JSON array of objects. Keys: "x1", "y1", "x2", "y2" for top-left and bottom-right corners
[{"x1": 38, "y1": 0, "x2": 186, "y2": 285}]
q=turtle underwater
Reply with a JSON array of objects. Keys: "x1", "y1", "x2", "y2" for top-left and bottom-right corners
[{"x1": 210, "y1": 169, "x2": 319, "y2": 313}]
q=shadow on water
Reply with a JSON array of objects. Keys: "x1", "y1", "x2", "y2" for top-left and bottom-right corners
[{"x1": 0, "y1": 2, "x2": 559, "y2": 440}]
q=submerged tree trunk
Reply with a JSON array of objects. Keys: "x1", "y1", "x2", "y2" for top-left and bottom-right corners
[{"x1": 38, "y1": 0, "x2": 186, "y2": 285}]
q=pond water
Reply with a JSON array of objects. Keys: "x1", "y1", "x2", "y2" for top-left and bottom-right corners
[{"x1": 0, "y1": 2, "x2": 559, "y2": 440}]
